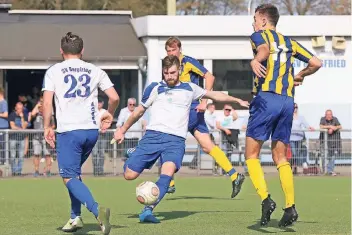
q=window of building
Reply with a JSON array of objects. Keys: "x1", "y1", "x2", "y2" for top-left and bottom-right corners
[{"x1": 212, "y1": 60, "x2": 253, "y2": 110}]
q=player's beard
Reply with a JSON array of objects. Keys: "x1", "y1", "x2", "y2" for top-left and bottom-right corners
[{"x1": 165, "y1": 78, "x2": 178, "y2": 87}]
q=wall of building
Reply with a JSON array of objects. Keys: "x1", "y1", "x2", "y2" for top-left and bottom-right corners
[{"x1": 133, "y1": 15, "x2": 352, "y2": 134}]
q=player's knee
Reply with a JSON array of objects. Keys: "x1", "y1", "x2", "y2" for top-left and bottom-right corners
[
  {"x1": 124, "y1": 172, "x2": 138, "y2": 180},
  {"x1": 160, "y1": 161, "x2": 177, "y2": 176},
  {"x1": 62, "y1": 176, "x2": 80, "y2": 185},
  {"x1": 62, "y1": 177, "x2": 72, "y2": 185},
  {"x1": 195, "y1": 134, "x2": 214, "y2": 153},
  {"x1": 271, "y1": 141, "x2": 288, "y2": 165},
  {"x1": 245, "y1": 137, "x2": 262, "y2": 159},
  {"x1": 123, "y1": 168, "x2": 139, "y2": 180}
]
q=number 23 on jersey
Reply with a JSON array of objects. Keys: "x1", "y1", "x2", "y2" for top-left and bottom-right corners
[{"x1": 64, "y1": 74, "x2": 91, "y2": 98}]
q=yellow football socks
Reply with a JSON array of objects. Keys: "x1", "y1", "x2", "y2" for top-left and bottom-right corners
[
  {"x1": 209, "y1": 146, "x2": 238, "y2": 181},
  {"x1": 277, "y1": 162, "x2": 295, "y2": 208},
  {"x1": 169, "y1": 179, "x2": 175, "y2": 187},
  {"x1": 246, "y1": 158, "x2": 269, "y2": 201}
]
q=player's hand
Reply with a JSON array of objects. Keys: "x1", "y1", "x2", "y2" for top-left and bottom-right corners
[
  {"x1": 44, "y1": 127, "x2": 56, "y2": 148},
  {"x1": 294, "y1": 75, "x2": 304, "y2": 86},
  {"x1": 100, "y1": 111, "x2": 113, "y2": 133},
  {"x1": 195, "y1": 102, "x2": 207, "y2": 112},
  {"x1": 238, "y1": 99, "x2": 250, "y2": 108},
  {"x1": 224, "y1": 129, "x2": 231, "y2": 135},
  {"x1": 250, "y1": 59, "x2": 266, "y2": 78},
  {"x1": 112, "y1": 128, "x2": 125, "y2": 144}
]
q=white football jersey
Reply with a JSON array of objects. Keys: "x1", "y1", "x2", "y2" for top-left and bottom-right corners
[
  {"x1": 42, "y1": 58, "x2": 113, "y2": 133},
  {"x1": 141, "y1": 81, "x2": 206, "y2": 138}
]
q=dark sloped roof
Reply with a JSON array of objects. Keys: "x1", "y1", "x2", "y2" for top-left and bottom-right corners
[{"x1": 0, "y1": 12, "x2": 146, "y2": 62}]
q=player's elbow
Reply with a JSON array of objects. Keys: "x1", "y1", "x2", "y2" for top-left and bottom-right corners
[
  {"x1": 109, "y1": 93, "x2": 120, "y2": 104},
  {"x1": 309, "y1": 57, "x2": 322, "y2": 70}
]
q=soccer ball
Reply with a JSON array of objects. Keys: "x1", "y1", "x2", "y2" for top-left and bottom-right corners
[{"x1": 136, "y1": 181, "x2": 160, "y2": 205}]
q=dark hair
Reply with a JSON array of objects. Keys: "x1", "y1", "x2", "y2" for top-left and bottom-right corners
[
  {"x1": 255, "y1": 4, "x2": 280, "y2": 26},
  {"x1": 61, "y1": 32, "x2": 83, "y2": 55},
  {"x1": 165, "y1": 36, "x2": 182, "y2": 50},
  {"x1": 162, "y1": 55, "x2": 180, "y2": 70}
]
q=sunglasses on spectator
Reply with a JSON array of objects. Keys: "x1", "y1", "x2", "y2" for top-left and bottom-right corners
[
  {"x1": 294, "y1": 106, "x2": 298, "y2": 109},
  {"x1": 128, "y1": 103, "x2": 136, "y2": 106},
  {"x1": 224, "y1": 109, "x2": 231, "y2": 112}
]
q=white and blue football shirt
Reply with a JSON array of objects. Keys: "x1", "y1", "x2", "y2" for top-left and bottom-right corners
[
  {"x1": 141, "y1": 81, "x2": 206, "y2": 138},
  {"x1": 42, "y1": 58, "x2": 114, "y2": 133}
]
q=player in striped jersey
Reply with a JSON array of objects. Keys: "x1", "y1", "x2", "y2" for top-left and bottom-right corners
[{"x1": 245, "y1": 4, "x2": 322, "y2": 227}]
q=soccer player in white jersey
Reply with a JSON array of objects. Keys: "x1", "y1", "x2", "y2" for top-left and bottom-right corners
[
  {"x1": 112, "y1": 55, "x2": 249, "y2": 223},
  {"x1": 42, "y1": 32, "x2": 119, "y2": 235}
]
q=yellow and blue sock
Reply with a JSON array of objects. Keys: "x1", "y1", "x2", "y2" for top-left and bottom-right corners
[
  {"x1": 246, "y1": 158, "x2": 269, "y2": 201},
  {"x1": 66, "y1": 178, "x2": 99, "y2": 217},
  {"x1": 277, "y1": 162, "x2": 295, "y2": 208},
  {"x1": 209, "y1": 146, "x2": 238, "y2": 181}
]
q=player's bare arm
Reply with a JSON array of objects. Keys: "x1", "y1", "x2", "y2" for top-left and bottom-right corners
[
  {"x1": 104, "y1": 87, "x2": 120, "y2": 116},
  {"x1": 294, "y1": 57, "x2": 322, "y2": 85},
  {"x1": 197, "y1": 72, "x2": 215, "y2": 112},
  {"x1": 251, "y1": 44, "x2": 270, "y2": 78},
  {"x1": 204, "y1": 91, "x2": 249, "y2": 108},
  {"x1": 232, "y1": 109, "x2": 238, "y2": 121},
  {"x1": 113, "y1": 105, "x2": 146, "y2": 144},
  {"x1": 42, "y1": 90, "x2": 56, "y2": 148}
]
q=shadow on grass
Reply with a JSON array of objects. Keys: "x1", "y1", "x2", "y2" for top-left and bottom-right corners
[
  {"x1": 56, "y1": 224, "x2": 127, "y2": 234},
  {"x1": 246, "y1": 219, "x2": 318, "y2": 233},
  {"x1": 166, "y1": 196, "x2": 243, "y2": 201},
  {"x1": 123, "y1": 210, "x2": 251, "y2": 222}
]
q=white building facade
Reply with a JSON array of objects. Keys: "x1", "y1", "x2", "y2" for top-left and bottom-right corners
[{"x1": 132, "y1": 15, "x2": 352, "y2": 134}]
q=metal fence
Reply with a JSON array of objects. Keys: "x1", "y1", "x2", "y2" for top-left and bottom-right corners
[{"x1": 0, "y1": 129, "x2": 350, "y2": 177}]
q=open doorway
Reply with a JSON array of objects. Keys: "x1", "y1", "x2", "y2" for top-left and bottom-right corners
[{"x1": 6, "y1": 69, "x2": 44, "y2": 112}]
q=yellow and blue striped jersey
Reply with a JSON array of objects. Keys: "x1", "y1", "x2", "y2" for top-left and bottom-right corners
[
  {"x1": 179, "y1": 54, "x2": 208, "y2": 86},
  {"x1": 250, "y1": 29, "x2": 314, "y2": 97}
]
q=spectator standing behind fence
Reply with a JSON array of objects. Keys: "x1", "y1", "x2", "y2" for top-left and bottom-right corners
[
  {"x1": 204, "y1": 103, "x2": 216, "y2": 141},
  {"x1": 18, "y1": 93, "x2": 32, "y2": 127},
  {"x1": 9, "y1": 102, "x2": 28, "y2": 176},
  {"x1": 0, "y1": 87, "x2": 9, "y2": 165},
  {"x1": 216, "y1": 104, "x2": 240, "y2": 149},
  {"x1": 31, "y1": 96, "x2": 55, "y2": 177},
  {"x1": 116, "y1": 98, "x2": 146, "y2": 151},
  {"x1": 289, "y1": 103, "x2": 314, "y2": 175},
  {"x1": 92, "y1": 99, "x2": 107, "y2": 176},
  {"x1": 319, "y1": 109, "x2": 342, "y2": 176}
]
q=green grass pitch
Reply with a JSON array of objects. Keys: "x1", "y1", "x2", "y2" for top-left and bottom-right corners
[{"x1": 0, "y1": 176, "x2": 350, "y2": 235}]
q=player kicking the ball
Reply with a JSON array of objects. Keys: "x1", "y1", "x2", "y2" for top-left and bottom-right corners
[
  {"x1": 43, "y1": 32, "x2": 120, "y2": 234},
  {"x1": 112, "y1": 55, "x2": 249, "y2": 223}
]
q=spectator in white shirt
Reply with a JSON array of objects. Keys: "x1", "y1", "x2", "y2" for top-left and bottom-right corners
[
  {"x1": 216, "y1": 104, "x2": 240, "y2": 149},
  {"x1": 289, "y1": 103, "x2": 314, "y2": 174},
  {"x1": 116, "y1": 98, "x2": 146, "y2": 150},
  {"x1": 204, "y1": 103, "x2": 216, "y2": 141}
]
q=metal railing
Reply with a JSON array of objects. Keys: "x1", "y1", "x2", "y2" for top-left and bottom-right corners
[{"x1": 0, "y1": 129, "x2": 350, "y2": 177}]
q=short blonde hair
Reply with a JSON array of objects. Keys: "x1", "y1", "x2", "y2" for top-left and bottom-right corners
[{"x1": 165, "y1": 36, "x2": 181, "y2": 50}]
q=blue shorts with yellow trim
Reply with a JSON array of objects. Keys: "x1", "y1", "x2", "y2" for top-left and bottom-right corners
[
  {"x1": 246, "y1": 91, "x2": 294, "y2": 144},
  {"x1": 188, "y1": 108, "x2": 209, "y2": 135}
]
